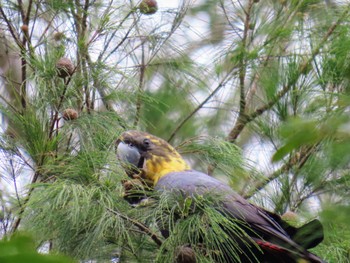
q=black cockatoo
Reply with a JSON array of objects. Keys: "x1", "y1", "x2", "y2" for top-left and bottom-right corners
[{"x1": 116, "y1": 130, "x2": 325, "y2": 263}]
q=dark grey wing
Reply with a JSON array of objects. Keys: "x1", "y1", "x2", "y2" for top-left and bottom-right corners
[{"x1": 155, "y1": 170, "x2": 302, "y2": 251}]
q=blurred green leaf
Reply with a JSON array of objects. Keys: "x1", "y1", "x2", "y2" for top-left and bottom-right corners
[
  {"x1": 272, "y1": 118, "x2": 320, "y2": 162},
  {"x1": 0, "y1": 234, "x2": 74, "y2": 263}
]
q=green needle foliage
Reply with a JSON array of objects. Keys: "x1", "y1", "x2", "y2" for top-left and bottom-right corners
[
  {"x1": 153, "y1": 192, "x2": 259, "y2": 263},
  {"x1": 0, "y1": 0, "x2": 350, "y2": 262}
]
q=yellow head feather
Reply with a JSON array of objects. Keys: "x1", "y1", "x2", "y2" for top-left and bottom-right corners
[{"x1": 120, "y1": 130, "x2": 190, "y2": 185}]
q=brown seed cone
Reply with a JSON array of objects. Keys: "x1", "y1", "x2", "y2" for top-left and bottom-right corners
[
  {"x1": 138, "y1": 0, "x2": 158, "y2": 15},
  {"x1": 56, "y1": 57, "x2": 74, "y2": 78},
  {"x1": 63, "y1": 108, "x2": 78, "y2": 121},
  {"x1": 281, "y1": 211, "x2": 299, "y2": 226},
  {"x1": 175, "y1": 246, "x2": 196, "y2": 263},
  {"x1": 21, "y1": 25, "x2": 29, "y2": 32},
  {"x1": 53, "y1": 32, "x2": 65, "y2": 41}
]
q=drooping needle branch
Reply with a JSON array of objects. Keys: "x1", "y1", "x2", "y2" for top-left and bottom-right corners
[{"x1": 105, "y1": 206, "x2": 163, "y2": 247}]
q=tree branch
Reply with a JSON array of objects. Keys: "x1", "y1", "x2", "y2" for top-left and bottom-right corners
[
  {"x1": 49, "y1": 74, "x2": 76, "y2": 139},
  {"x1": 17, "y1": 0, "x2": 25, "y2": 22},
  {"x1": 17, "y1": 0, "x2": 33, "y2": 109},
  {"x1": 244, "y1": 144, "x2": 319, "y2": 199},
  {"x1": 226, "y1": 4, "x2": 350, "y2": 142},
  {"x1": 11, "y1": 170, "x2": 41, "y2": 233},
  {"x1": 105, "y1": 206, "x2": 163, "y2": 247},
  {"x1": 238, "y1": 0, "x2": 254, "y2": 120},
  {"x1": 167, "y1": 70, "x2": 237, "y2": 142},
  {"x1": 0, "y1": 7, "x2": 23, "y2": 54},
  {"x1": 134, "y1": 39, "x2": 146, "y2": 127}
]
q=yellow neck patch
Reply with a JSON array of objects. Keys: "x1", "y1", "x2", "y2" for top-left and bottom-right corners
[
  {"x1": 143, "y1": 153, "x2": 190, "y2": 185},
  {"x1": 119, "y1": 130, "x2": 190, "y2": 185}
]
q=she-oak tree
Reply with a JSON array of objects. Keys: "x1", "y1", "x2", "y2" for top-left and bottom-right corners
[{"x1": 0, "y1": 0, "x2": 349, "y2": 262}]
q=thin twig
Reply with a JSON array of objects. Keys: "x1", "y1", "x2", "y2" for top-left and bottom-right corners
[
  {"x1": 49, "y1": 73, "x2": 76, "y2": 139},
  {"x1": 17, "y1": 0, "x2": 33, "y2": 109},
  {"x1": 238, "y1": 0, "x2": 254, "y2": 117},
  {"x1": 19, "y1": 43, "x2": 27, "y2": 109},
  {"x1": 9, "y1": 157, "x2": 22, "y2": 208},
  {"x1": 11, "y1": 171, "x2": 41, "y2": 233},
  {"x1": 0, "y1": 7, "x2": 23, "y2": 53},
  {"x1": 99, "y1": 9, "x2": 134, "y2": 61},
  {"x1": 133, "y1": 41, "x2": 146, "y2": 127},
  {"x1": 225, "y1": 0, "x2": 254, "y2": 146},
  {"x1": 17, "y1": 0, "x2": 25, "y2": 21},
  {"x1": 102, "y1": 17, "x2": 139, "y2": 63},
  {"x1": 244, "y1": 144, "x2": 319, "y2": 199},
  {"x1": 34, "y1": 10, "x2": 59, "y2": 48},
  {"x1": 25, "y1": 0, "x2": 33, "y2": 25},
  {"x1": 11, "y1": 138, "x2": 50, "y2": 233},
  {"x1": 167, "y1": 70, "x2": 237, "y2": 142},
  {"x1": 0, "y1": 92, "x2": 22, "y2": 115},
  {"x1": 226, "y1": 4, "x2": 350, "y2": 142},
  {"x1": 105, "y1": 206, "x2": 163, "y2": 247}
]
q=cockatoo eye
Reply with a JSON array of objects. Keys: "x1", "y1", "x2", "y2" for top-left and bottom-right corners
[{"x1": 143, "y1": 138, "x2": 151, "y2": 147}]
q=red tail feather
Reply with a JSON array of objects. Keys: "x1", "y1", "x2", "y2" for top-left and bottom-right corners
[{"x1": 256, "y1": 239, "x2": 288, "y2": 252}]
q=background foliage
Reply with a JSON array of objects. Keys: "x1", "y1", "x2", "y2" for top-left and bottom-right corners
[{"x1": 0, "y1": 0, "x2": 350, "y2": 262}]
